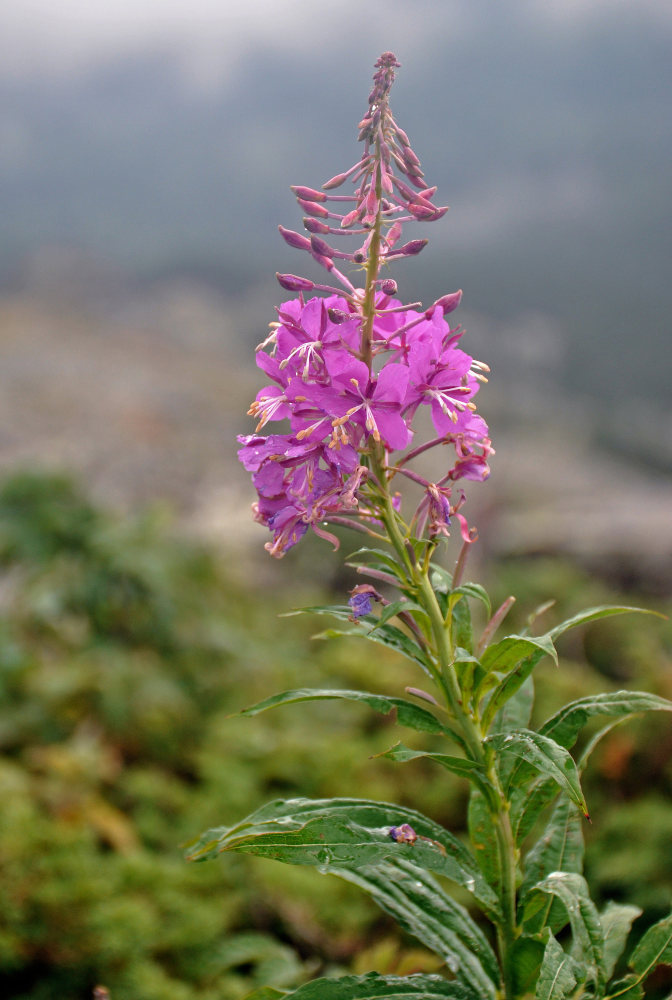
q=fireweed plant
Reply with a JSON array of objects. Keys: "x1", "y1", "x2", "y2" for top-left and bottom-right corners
[{"x1": 187, "y1": 54, "x2": 672, "y2": 1000}]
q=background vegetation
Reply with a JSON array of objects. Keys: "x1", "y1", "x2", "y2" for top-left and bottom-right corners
[{"x1": 0, "y1": 470, "x2": 669, "y2": 1000}]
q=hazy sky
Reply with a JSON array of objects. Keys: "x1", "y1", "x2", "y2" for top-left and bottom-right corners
[{"x1": 1, "y1": 0, "x2": 670, "y2": 83}]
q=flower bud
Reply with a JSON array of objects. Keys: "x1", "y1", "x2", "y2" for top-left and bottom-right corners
[
  {"x1": 290, "y1": 185, "x2": 326, "y2": 202},
  {"x1": 309, "y1": 235, "x2": 334, "y2": 259},
  {"x1": 380, "y1": 278, "x2": 397, "y2": 295},
  {"x1": 322, "y1": 170, "x2": 351, "y2": 190},
  {"x1": 426, "y1": 290, "x2": 463, "y2": 317},
  {"x1": 303, "y1": 217, "x2": 330, "y2": 234},
  {"x1": 327, "y1": 307, "x2": 352, "y2": 324},
  {"x1": 278, "y1": 225, "x2": 311, "y2": 251},
  {"x1": 276, "y1": 272, "x2": 314, "y2": 291},
  {"x1": 297, "y1": 198, "x2": 329, "y2": 218},
  {"x1": 341, "y1": 207, "x2": 361, "y2": 229},
  {"x1": 396, "y1": 238, "x2": 428, "y2": 256}
]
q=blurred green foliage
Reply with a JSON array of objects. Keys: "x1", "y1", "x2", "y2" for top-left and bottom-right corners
[{"x1": 0, "y1": 470, "x2": 669, "y2": 999}]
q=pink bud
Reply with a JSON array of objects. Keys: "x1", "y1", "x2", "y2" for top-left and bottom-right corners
[
  {"x1": 327, "y1": 307, "x2": 352, "y2": 324},
  {"x1": 409, "y1": 203, "x2": 447, "y2": 221},
  {"x1": 276, "y1": 273, "x2": 314, "y2": 291},
  {"x1": 397, "y1": 239, "x2": 428, "y2": 256},
  {"x1": 278, "y1": 226, "x2": 311, "y2": 251},
  {"x1": 323, "y1": 170, "x2": 351, "y2": 190},
  {"x1": 297, "y1": 198, "x2": 329, "y2": 218},
  {"x1": 341, "y1": 207, "x2": 361, "y2": 229},
  {"x1": 426, "y1": 290, "x2": 463, "y2": 317},
  {"x1": 380, "y1": 279, "x2": 397, "y2": 295},
  {"x1": 309, "y1": 235, "x2": 334, "y2": 258},
  {"x1": 385, "y1": 222, "x2": 403, "y2": 248},
  {"x1": 303, "y1": 217, "x2": 330, "y2": 234},
  {"x1": 291, "y1": 185, "x2": 326, "y2": 202},
  {"x1": 394, "y1": 125, "x2": 411, "y2": 147}
]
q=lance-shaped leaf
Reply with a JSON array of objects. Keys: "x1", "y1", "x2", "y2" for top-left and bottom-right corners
[
  {"x1": 250, "y1": 971, "x2": 479, "y2": 1000},
  {"x1": 508, "y1": 690, "x2": 672, "y2": 842},
  {"x1": 510, "y1": 777, "x2": 558, "y2": 845},
  {"x1": 485, "y1": 729, "x2": 589, "y2": 819},
  {"x1": 480, "y1": 633, "x2": 558, "y2": 676},
  {"x1": 376, "y1": 743, "x2": 494, "y2": 797},
  {"x1": 509, "y1": 935, "x2": 546, "y2": 997},
  {"x1": 313, "y1": 622, "x2": 435, "y2": 678},
  {"x1": 535, "y1": 934, "x2": 579, "y2": 1000},
  {"x1": 548, "y1": 604, "x2": 663, "y2": 642},
  {"x1": 243, "y1": 988, "x2": 288, "y2": 1000},
  {"x1": 480, "y1": 657, "x2": 539, "y2": 735},
  {"x1": 601, "y1": 902, "x2": 642, "y2": 980},
  {"x1": 520, "y1": 797, "x2": 584, "y2": 933},
  {"x1": 237, "y1": 688, "x2": 452, "y2": 737},
  {"x1": 375, "y1": 599, "x2": 431, "y2": 631},
  {"x1": 540, "y1": 690, "x2": 672, "y2": 751},
  {"x1": 347, "y1": 545, "x2": 411, "y2": 582},
  {"x1": 474, "y1": 634, "x2": 557, "y2": 707},
  {"x1": 334, "y1": 859, "x2": 500, "y2": 998},
  {"x1": 529, "y1": 873, "x2": 605, "y2": 994},
  {"x1": 467, "y1": 788, "x2": 501, "y2": 889},
  {"x1": 626, "y1": 911, "x2": 672, "y2": 986},
  {"x1": 185, "y1": 796, "x2": 498, "y2": 915}
]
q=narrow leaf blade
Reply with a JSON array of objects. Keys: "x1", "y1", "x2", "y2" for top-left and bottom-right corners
[
  {"x1": 238, "y1": 688, "x2": 450, "y2": 736},
  {"x1": 601, "y1": 902, "x2": 642, "y2": 980},
  {"x1": 540, "y1": 691, "x2": 672, "y2": 751},
  {"x1": 267, "y1": 971, "x2": 478, "y2": 1000},
  {"x1": 185, "y1": 796, "x2": 498, "y2": 915},
  {"x1": 531, "y1": 872, "x2": 605, "y2": 993},
  {"x1": 334, "y1": 859, "x2": 499, "y2": 998},
  {"x1": 486, "y1": 729, "x2": 589, "y2": 818},
  {"x1": 535, "y1": 934, "x2": 579, "y2": 1000}
]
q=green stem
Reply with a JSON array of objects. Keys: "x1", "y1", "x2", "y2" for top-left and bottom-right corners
[{"x1": 359, "y1": 126, "x2": 520, "y2": 999}]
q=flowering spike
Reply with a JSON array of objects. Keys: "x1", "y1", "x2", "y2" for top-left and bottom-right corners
[{"x1": 242, "y1": 54, "x2": 492, "y2": 556}]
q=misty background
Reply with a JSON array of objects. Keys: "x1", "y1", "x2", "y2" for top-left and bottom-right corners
[{"x1": 1, "y1": 0, "x2": 671, "y2": 580}]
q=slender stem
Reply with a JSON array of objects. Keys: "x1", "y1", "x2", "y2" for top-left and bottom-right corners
[{"x1": 357, "y1": 108, "x2": 520, "y2": 999}]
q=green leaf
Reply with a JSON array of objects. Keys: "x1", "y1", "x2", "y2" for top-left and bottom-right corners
[
  {"x1": 243, "y1": 989, "x2": 289, "y2": 1000},
  {"x1": 185, "y1": 796, "x2": 498, "y2": 916},
  {"x1": 377, "y1": 743, "x2": 493, "y2": 796},
  {"x1": 450, "y1": 596, "x2": 473, "y2": 655},
  {"x1": 489, "y1": 674, "x2": 535, "y2": 736},
  {"x1": 605, "y1": 974, "x2": 644, "y2": 999},
  {"x1": 313, "y1": 623, "x2": 435, "y2": 678},
  {"x1": 509, "y1": 935, "x2": 546, "y2": 996},
  {"x1": 531, "y1": 873, "x2": 605, "y2": 993},
  {"x1": 480, "y1": 633, "x2": 558, "y2": 675},
  {"x1": 375, "y1": 599, "x2": 431, "y2": 631},
  {"x1": 628, "y1": 910, "x2": 672, "y2": 979},
  {"x1": 601, "y1": 902, "x2": 642, "y2": 980},
  {"x1": 452, "y1": 582, "x2": 492, "y2": 617},
  {"x1": 520, "y1": 797, "x2": 584, "y2": 933},
  {"x1": 485, "y1": 729, "x2": 589, "y2": 818},
  {"x1": 535, "y1": 934, "x2": 579, "y2": 1000},
  {"x1": 510, "y1": 777, "x2": 558, "y2": 845},
  {"x1": 334, "y1": 859, "x2": 500, "y2": 998},
  {"x1": 468, "y1": 789, "x2": 501, "y2": 889},
  {"x1": 237, "y1": 688, "x2": 450, "y2": 737},
  {"x1": 480, "y1": 657, "x2": 539, "y2": 734},
  {"x1": 548, "y1": 604, "x2": 663, "y2": 642},
  {"x1": 263, "y1": 971, "x2": 478, "y2": 1000},
  {"x1": 540, "y1": 690, "x2": 672, "y2": 750}
]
